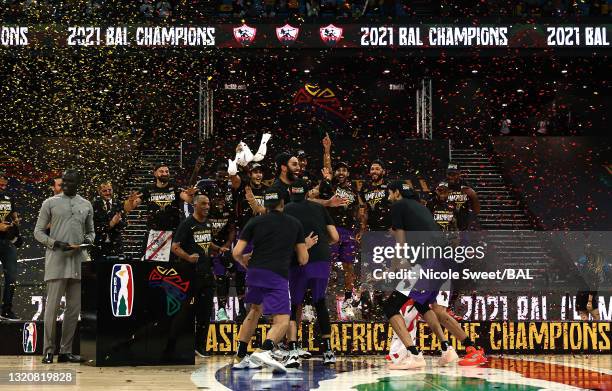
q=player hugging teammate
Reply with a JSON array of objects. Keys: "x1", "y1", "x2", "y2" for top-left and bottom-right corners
[{"x1": 195, "y1": 136, "x2": 487, "y2": 369}]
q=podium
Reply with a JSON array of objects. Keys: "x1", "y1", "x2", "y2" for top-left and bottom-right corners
[{"x1": 81, "y1": 261, "x2": 195, "y2": 366}]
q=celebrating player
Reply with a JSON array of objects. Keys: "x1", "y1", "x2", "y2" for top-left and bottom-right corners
[
  {"x1": 231, "y1": 186, "x2": 316, "y2": 373},
  {"x1": 284, "y1": 178, "x2": 339, "y2": 367}
]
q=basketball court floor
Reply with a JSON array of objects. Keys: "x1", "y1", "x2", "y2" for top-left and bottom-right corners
[{"x1": 1, "y1": 354, "x2": 610, "y2": 390}]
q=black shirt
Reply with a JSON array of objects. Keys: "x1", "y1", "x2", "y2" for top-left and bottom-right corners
[
  {"x1": 173, "y1": 215, "x2": 214, "y2": 277},
  {"x1": 359, "y1": 182, "x2": 391, "y2": 231},
  {"x1": 240, "y1": 210, "x2": 305, "y2": 279},
  {"x1": 208, "y1": 202, "x2": 234, "y2": 246},
  {"x1": 0, "y1": 192, "x2": 16, "y2": 240},
  {"x1": 285, "y1": 200, "x2": 334, "y2": 264},
  {"x1": 273, "y1": 178, "x2": 291, "y2": 204},
  {"x1": 325, "y1": 181, "x2": 359, "y2": 230},
  {"x1": 447, "y1": 181, "x2": 473, "y2": 230},
  {"x1": 234, "y1": 181, "x2": 267, "y2": 232},
  {"x1": 391, "y1": 197, "x2": 444, "y2": 247},
  {"x1": 140, "y1": 183, "x2": 182, "y2": 231},
  {"x1": 426, "y1": 199, "x2": 458, "y2": 232}
]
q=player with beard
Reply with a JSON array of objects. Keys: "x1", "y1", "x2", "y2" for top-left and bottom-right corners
[
  {"x1": 273, "y1": 152, "x2": 300, "y2": 204},
  {"x1": 445, "y1": 164, "x2": 479, "y2": 231},
  {"x1": 320, "y1": 161, "x2": 360, "y2": 319},
  {"x1": 357, "y1": 160, "x2": 391, "y2": 319},
  {"x1": 124, "y1": 163, "x2": 196, "y2": 261}
]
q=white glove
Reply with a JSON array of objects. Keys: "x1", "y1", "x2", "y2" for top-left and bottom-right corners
[
  {"x1": 236, "y1": 142, "x2": 253, "y2": 167},
  {"x1": 227, "y1": 159, "x2": 238, "y2": 176},
  {"x1": 253, "y1": 133, "x2": 271, "y2": 162}
]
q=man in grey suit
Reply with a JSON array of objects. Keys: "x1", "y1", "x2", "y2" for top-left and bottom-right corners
[{"x1": 34, "y1": 169, "x2": 94, "y2": 364}]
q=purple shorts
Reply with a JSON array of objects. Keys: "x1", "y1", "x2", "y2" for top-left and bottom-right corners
[
  {"x1": 245, "y1": 285, "x2": 291, "y2": 315},
  {"x1": 408, "y1": 258, "x2": 456, "y2": 306},
  {"x1": 288, "y1": 261, "x2": 330, "y2": 306},
  {"x1": 331, "y1": 227, "x2": 357, "y2": 264}
]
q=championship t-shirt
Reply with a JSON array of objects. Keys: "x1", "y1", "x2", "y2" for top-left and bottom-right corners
[
  {"x1": 234, "y1": 181, "x2": 267, "y2": 233},
  {"x1": 447, "y1": 180, "x2": 473, "y2": 230},
  {"x1": 140, "y1": 183, "x2": 182, "y2": 231},
  {"x1": 0, "y1": 192, "x2": 16, "y2": 240},
  {"x1": 427, "y1": 199, "x2": 458, "y2": 232},
  {"x1": 173, "y1": 215, "x2": 214, "y2": 278},
  {"x1": 208, "y1": 203, "x2": 234, "y2": 246},
  {"x1": 327, "y1": 182, "x2": 359, "y2": 230},
  {"x1": 359, "y1": 182, "x2": 391, "y2": 231}
]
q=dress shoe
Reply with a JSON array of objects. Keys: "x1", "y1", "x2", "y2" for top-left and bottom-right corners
[
  {"x1": 57, "y1": 353, "x2": 84, "y2": 363},
  {"x1": 42, "y1": 353, "x2": 53, "y2": 364}
]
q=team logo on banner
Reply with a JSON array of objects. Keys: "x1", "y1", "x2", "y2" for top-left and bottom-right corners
[
  {"x1": 111, "y1": 264, "x2": 134, "y2": 317},
  {"x1": 233, "y1": 24, "x2": 257, "y2": 46},
  {"x1": 148, "y1": 266, "x2": 190, "y2": 316},
  {"x1": 276, "y1": 24, "x2": 299, "y2": 45},
  {"x1": 320, "y1": 24, "x2": 343, "y2": 45},
  {"x1": 22, "y1": 322, "x2": 37, "y2": 353}
]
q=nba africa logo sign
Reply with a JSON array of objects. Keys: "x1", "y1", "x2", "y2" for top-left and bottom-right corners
[
  {"x1": 22, "y1": 322, "x2": 37, "y2": 353},
  {"x1": 111, "y1": 264, "x2": 134, "y2": 317},
  {"x1": 293, "y1": 83, "x2": 352, "y2": 122},
  {"x1": 148, "y1": 266, "x2": 190, "y2": 316}
]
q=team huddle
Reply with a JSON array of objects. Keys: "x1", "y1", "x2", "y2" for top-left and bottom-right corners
[{"x1": 119, "y1": 134, "x2": 485, "y2": 372}]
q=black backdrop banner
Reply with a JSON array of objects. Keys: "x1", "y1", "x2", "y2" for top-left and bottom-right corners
[{"x1": 1, "y1": 23, "x2": 610, "y2": 50}]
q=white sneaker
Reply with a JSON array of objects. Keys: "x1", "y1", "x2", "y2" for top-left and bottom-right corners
[
  {"x1": 232, "y1": 354, "x2": 262, "y2": 369},
  {"x1": 323, "y1": 350, "x2": 336, "y2": 365},
  {"x1": 284, "y1": 350, "x2": 300, "y2": 368},
  {"x1": 195, "y1": 348, "x2": 209, "y2": 358},
  {"x1": 216, "y1": 308, "x2": 229, "y2": 322},
  {"x1": 439, "y1": 346, "x2": 459, "y2": 366},
  {"x1": 387, "y1": 336, "x2": 408, "y2": 363},
  {"x1": 302, "y1": 305, "x2": 316, "y2": 322},
  {"x1": 271, "y1": 345, "x2": 289, "y2": 362},
  {"x1": 251, "y1": 349, "x2": 287, "y2": 373},
  {"x1": 388, "y1": 351, "x2": 426, "y2": 370},
  {"x1": 297, "y1": 348, "x2": 312, "y2": 359}
]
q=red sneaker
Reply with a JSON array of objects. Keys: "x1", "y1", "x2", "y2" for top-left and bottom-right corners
[{"x1": 458, "y1": 346, "x2": 487, "y2": 366}]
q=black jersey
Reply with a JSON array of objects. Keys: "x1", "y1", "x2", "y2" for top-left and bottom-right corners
[
  {"x1": 173, "y1": 216, "x2": 214, "y2": 278},
  {"x1": 359, "y1": 182, "x2": 391, "y2": 231},
  {"x1": 234, "y1": 181, "x2": 267, "y2": 233},
  {"x1": 327, "y1": 182, "x2": 359, "y2": 230},
  {"x1": 427, "y1": 199, "x2": 458, "y2": 232},
  {"x1": 0, "y1": 192, "x2": 16, "y2": 240},
  {"x1": 447, "y1": 181, "x2": 473, "y2": 230},
  {"x1": 140, "y1": 183, "x2": 182, "y2": 231}
]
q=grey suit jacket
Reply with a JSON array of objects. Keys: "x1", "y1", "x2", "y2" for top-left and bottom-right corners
[{"x1": 34, "y1": 193, "x2": 95, "y2": 281}]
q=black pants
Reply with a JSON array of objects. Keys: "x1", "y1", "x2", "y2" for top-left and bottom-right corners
[
  {"x1": 0, "y1": 239, "x2": 17, "y2": 313},
  {"x1": 194, "y1": 279, "x2": 215, "y2": 351}
]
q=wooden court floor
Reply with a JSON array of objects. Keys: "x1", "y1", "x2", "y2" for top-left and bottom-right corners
[{"x1": 0, "y1": 354, "x2": 609, "y2": 391}]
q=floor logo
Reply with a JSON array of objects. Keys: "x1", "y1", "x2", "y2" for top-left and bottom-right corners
[
  {"x1": 148, "y1": 266, "x2": 190, "y2": 316},
  {"x1": 111, "y1": 264, "x2": 134, "y2": 317},
  {"x1": 22, "y1": 322, "x2": 37, "y2": 353}
]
